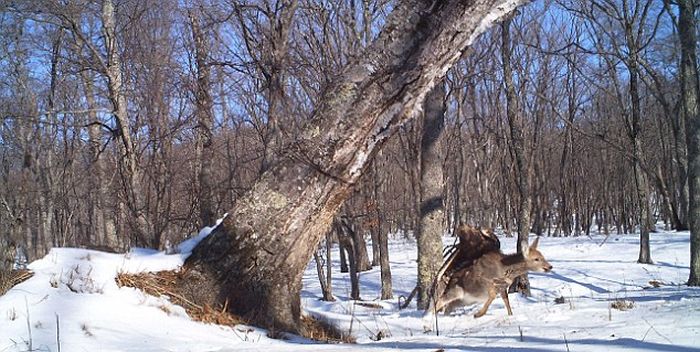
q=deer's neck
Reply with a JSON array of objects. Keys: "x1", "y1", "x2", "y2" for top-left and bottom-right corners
[{"x1": 500, "y1": 253, "x2": 529, "y2": 280}]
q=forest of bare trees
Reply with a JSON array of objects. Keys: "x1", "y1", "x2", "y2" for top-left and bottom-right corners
[{"x1": 1, "y1": 0, "x2": 699, "y2": 331}]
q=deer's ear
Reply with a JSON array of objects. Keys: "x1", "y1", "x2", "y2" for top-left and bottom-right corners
[{"x1": 530, "y1": 236, "x2": 540, "y2": 250}]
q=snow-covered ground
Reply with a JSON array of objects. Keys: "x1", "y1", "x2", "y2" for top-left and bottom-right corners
[{"x1": 1, "y1": 228, "x2": 699, "y2": 351}]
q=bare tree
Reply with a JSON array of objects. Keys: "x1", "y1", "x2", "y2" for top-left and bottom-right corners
[
  {"x1": 501, "y1": 17, "x2": 532, "y2": 295},
  {"x1": 179, "y1": 0, "x2": 527, "y2": 332},
  {"x1": 101, "y1": 0, "x2": 150, "y2": 245},
  {"x1": 564, "y1": 0, "x2": 664, "y2": 263},
  {"x1": 673, "y1": 0, "x2": 700, "y2": 285},
  {"x1": 232, "y1": 0, "x2": 299, "y2": 173},
  {"x1": 189, "y1": 6, "x2": 216, "y2": 227}
]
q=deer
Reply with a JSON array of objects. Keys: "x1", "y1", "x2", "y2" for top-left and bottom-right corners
[{"x1": 423, "y1": 236, "x2": 552, "y2": 330}]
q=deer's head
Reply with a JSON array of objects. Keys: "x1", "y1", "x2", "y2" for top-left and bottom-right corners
[{"x1": 524, "y1": 237, "x2": 553, "y2": 273}]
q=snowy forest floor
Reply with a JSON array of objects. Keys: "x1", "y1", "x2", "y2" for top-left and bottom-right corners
[{"x1": 1, "y1": 228, "x2": 699, "y2": 351}]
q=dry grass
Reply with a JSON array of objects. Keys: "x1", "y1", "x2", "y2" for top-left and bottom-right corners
[
  {"x1": 300, "y1": 315, "x2": 355, "y2": 343},
  {"x1": 115, "y1": 270, "x2": 239, "y2": 326},
  {"x1": 355, "y1": 302, "x2": 383, "y2": 309},
  {"x1": 648, "y1": 280, "x2": 663, "y2": 288},
  {"x1": 117, "y1": 271, "x2": 354, "y2": 343},
  {"x1": 81, "y1": 323, "x2": 94, "y2": 337},
  {"x1": 610, "y1": 299, "x2": 635, "y2": 311},
  {"x1": 0, "y1": 269, "x2": 34, "y2": 296}
]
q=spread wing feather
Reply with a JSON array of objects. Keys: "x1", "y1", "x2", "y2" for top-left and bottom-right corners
[
  {"x1": 400, "y1": 224, "x2": 500, "y2": 310},
  {"x1": 427, "y1": 225, "x2": 500, "y2": 308}
]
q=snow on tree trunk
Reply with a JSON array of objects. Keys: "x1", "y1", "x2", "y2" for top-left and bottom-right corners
[{"x1": 180, "y1": 0, "x2": 528, "y2": 333}]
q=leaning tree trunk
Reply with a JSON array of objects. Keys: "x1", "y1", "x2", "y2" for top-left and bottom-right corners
[
  {"x1": 416, "y1": 82, "x2": 447, "y2": 310},
  {"x1": 180, "y1": 0, "x2": 527, "y2": 333},
  {"x1": 677, "y1": 0, "x2": 700, "y2": 285}
]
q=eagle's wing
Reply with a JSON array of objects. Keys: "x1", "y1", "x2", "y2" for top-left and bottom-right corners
[{"x1": 452, "y1": 224, "x2": 500, "y2": 272}]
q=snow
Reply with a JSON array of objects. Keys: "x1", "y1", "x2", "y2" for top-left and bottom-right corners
[
  {"x1": 1, "y1": 227, "x2": 699, "y2": 351},
  {"x1": 465, "y1": 0, "x2": 529, "y2": 48},
  {"x1": 176, "y1": 215, "x2": 225, "y2": 254}
]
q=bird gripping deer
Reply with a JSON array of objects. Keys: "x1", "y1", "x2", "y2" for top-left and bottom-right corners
[{"x1": 423, "y1": 229, "x2": 552, "y2": 331}]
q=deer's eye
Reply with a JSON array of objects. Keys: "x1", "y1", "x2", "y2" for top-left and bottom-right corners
[{"x1": 535, "y1": 258, "x2": 540, "y2": 261}]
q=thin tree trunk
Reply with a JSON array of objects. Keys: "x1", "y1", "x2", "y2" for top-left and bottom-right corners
[
  {"x1": 502, "y1": 18, "x2": 532, "y2": 295},
  {"x1": 102, "y1": 0, "x2": 149, "y2": 246},
  {"x1": 351, "y1": 220, "x2": 372, "y2": 272},
  {"x1": 367, "y1": 172, "x2": 381, "y2": 267},
  {"x1": 313, "y1": 251, "x2": 327, "y2": 296},
  {"x1": 77, "y1": 34, "x2": 116, "y2": 248},
  {"x1": 374, "y1": 153, "x2": 393, "y2": 299},
  {"x1": 82, "y1": 73, "x2": 111, "y2": 248},
  {"x1": 189, "y1": 8, "x2": 216, "y2": 227},
  {"x1": 676, "y1": 0, "x2": 700, "y2": 285},
  {"x1": 314, "y1": 244, "x2": 334, "y2": 301},
  {"x1": 626, "y1": 36, "x2": 653, "y2": 264},
  {"x1": 260, "y1": 0, "x2": 298, "y2": 173},
  {"x1": 324, "y1": 231, "x2": 334, "y2": 301},
  {"x1": 370, "y1": 227, "x2": 381, "y2": 267},
  {"x1": 379, "y1": 225, "x2": 393, "y2": 300},
  {"x1": 339, "y1": 239, "x2": 349, "y2": 273},
  {"x1": 337, "y1": 220, "x2": 361, "y2": 300},
  {"x1": 180, "y1": 0, "x2": 526, "y2": 332}
]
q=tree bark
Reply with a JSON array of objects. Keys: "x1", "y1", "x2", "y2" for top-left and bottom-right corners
[
  {"x1": 314, "y1": 243, "x2": 334, "y2": 302},
  {"x1": 324, "y1": 231, "x2": 334, "y2": 301},
  {"x1": 189, "y1": 8, "x2": 216, "y2": 227},
  {"x1": 82, "y1": 72, "x2": 114, "y2": 248},
  {"x1": 502, "y1": 18, "x2": 532, "y2": 295},
  {"x1": 101, "y1": 0, "x2": 149, "y2": 246},
  {"x1": 624, "y1": 15, "x2": 653, "y2": 264},
  {"x1": 677, "y1": 0, "x2": 700, "y2": 285},
  {"x1": 416, "y1": 83, "x2": 447, "y2": 310},
  {"x1": 350, "y1": 219, "x2": 372, "y2": 272},
  {"x1": 370, "y1": 226, "x2": 381, "y2": 267},
  {"x1": 339, "y1": 239, "x2": 349, "y2": 273},
  {"x1": 374, "y1": 154, "x2": 393, "y2": 300},
  {"x1": 379, "y1": 224, "x2": 393, "y2": 300},
  {"x1": 337, "y1": 220, "x2": 361, "y2": 300},
  {"x1": 259, "y1": 0, "x2": 298, "y2": 173},
  {"x1": 180, "y1": 0, "x2": 527, "y2": 332}
]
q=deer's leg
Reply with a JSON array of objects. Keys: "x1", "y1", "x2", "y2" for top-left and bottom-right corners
[
  {"x1": 443, "y1": 299, "x2": 463, "y2": 315},
  {"x1": 474, "y1": 289, "x2": 497, "y2": 318},
  {"x1": 500, "y1": 289, "x2": 513, "y2": 315},
  {"x1": 423, "y1": 287, "x2": 462, "y2": 332},
  {"x1": 433, "y1": 286, "x2": 463, "y2": 313}
]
